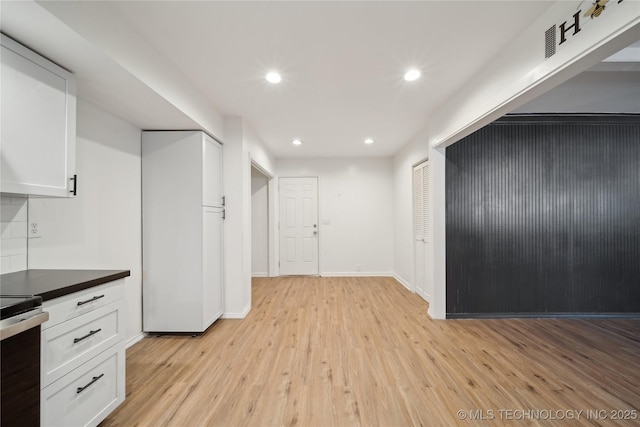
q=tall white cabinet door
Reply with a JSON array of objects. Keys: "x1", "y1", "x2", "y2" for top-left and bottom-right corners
[
  {"x1": 1, "y1": 35, "x2": 76, "y2": 197},
  {"x1": 202, "y1": 208, "x2": 224, "y2": 328},
  {"x1": 202, "y1": 136, "x2": 223, "y2": 207},
  {"x1": 142, "y1": 130, "x2": 224, "y2": 333}
]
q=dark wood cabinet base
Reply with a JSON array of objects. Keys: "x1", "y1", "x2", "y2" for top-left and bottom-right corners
[{"x1": 1, "y1": 325, "x2": 41, "y2": 427}]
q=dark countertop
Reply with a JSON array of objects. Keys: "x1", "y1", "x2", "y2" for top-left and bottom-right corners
[{"x1": 0, "y1": 269, "x2": 130, "y2": 301}]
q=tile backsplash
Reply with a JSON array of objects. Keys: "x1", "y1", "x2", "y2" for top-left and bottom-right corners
[{"x1": 0, "y1": 195, "x2": 28, "y2": 274}]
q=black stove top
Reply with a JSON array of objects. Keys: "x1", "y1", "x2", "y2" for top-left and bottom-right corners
[{"x1": 0, "y1": 295, "x2": 43, "y2": 320}]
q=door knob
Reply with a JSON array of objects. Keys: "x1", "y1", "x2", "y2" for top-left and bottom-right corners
[{"x1": 313, "y1": 231, "x2": 318, "y2": 235}]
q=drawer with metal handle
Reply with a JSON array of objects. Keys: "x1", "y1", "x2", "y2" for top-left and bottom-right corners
[
  {"x1": 42, "y1": 280, "x2": 124, "y2": 330},
  {"x1": 41, "y1": 301, "x2": 123, "y2": 387},
  {"x1": 41, "y1": 346, "x2": 125, "y2": 427}
]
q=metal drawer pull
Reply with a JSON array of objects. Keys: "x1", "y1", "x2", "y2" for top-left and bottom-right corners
[
  {"x1": 76, "y1": 373, "x2": 104, "y2": 394},
  {"x1": 77, "y1": 295, "x2": 105, "y2": 306},
  {"x1": 73, "y1": 329, "x2": 102, "y2": 344}
]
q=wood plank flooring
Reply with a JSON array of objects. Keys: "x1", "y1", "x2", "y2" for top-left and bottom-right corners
[{"x1": 101, "y1": 277, "x2": 640, "y2": 426}]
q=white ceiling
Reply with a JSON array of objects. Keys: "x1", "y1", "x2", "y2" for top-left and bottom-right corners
[{"x1": 1, "y1": 1, "x2": 637, "y2": 158}]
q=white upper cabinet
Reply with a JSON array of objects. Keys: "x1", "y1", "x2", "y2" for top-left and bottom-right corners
[
  {"x1": 1, "y1": 34, "x2": 76, "y2": 197},
  {"x1": 202, "y1": 134, "x2": 224, "y2": 207}
]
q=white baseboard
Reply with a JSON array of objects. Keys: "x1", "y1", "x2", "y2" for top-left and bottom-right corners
[
  {"x1": 320, "y1": 271, "x2": 394, "y2": 277},
  {"x1": 125, "y1": 332, "x2": 146, "y2": 349},
  {"x1": 222, "y1": 304, "x2": 251, "y2": 319},
  {"x1": 428, "y1": 306, "x2": 445, "y2": 320},
  {"x1": 251, "y1": 272, "x2": 269, "y2": 278},
  {"x1": 417, "y1": 287, "x2": 431, "y2": 304},
  {"x1": 392, "y1": 273, "x2": 413, "y2": 292}
]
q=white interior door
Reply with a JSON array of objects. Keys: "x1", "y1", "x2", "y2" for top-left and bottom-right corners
[
  {"x1": 414, "y1": 160, "x2": 431, "y2": 302},
  {"x1": 279, "y1": 177, "x2": 319, "y2": 275}
]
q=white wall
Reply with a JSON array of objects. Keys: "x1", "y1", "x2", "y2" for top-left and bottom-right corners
[
  {"x1": 223, "y1": 118, "x2": 276, "y2": 318},
  {"x1": 222, "y1": 118, "x2": 248, "y2": 318},
  {"x1": 392, "y1": 130, "x2": 429, "y2": 290},
  {"x1": 27, "y1": 99, "x2": 143, "y2": 345},
  {"x1": 276, "y1": 157, "x2": 394, "y2": 276},
  {"x1": 514, "y1": 70, "x2": 640, "y2": 113},
  {"x1": 0, "y1": 195, "x2": 28, "y2": 273},
  {"x1": 244, "y1": 124, "x2": 276, "y2": 177},
  {"x1": 251, "y1": 168, "x2": 269, "y2": 277}
]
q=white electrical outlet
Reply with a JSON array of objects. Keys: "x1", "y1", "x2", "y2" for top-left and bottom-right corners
[{"x1": 29, "y1": 222, "x2": 42, "y2": 238}]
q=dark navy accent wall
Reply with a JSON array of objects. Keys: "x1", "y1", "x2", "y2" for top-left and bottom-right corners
[{"x1": 446, "y1": 116, "x2": 640, "y2": 316}]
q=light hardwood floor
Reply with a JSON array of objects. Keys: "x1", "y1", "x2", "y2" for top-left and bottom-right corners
[{"x1": 102, "y1": 277, "x2": 640, "y2": 426}]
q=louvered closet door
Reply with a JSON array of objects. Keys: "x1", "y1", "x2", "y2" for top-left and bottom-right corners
[{"x1": 414, "y1": 160, "x2": 431, "y2": 302}]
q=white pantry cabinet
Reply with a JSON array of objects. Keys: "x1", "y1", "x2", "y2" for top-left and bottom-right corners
[
  {"x1": 0, "y1": 34, "x2": 77, "y2": 197},
  {"x1": 142, "y1": 131, "x2": 224, "y2": 333}
]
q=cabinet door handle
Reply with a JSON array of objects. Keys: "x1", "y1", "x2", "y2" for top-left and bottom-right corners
[
  {"x1": 70, "y1": 174, "x2": 78, "y2": 196},
  {"x1": 222, "y1": 195, "x2": 226, "y2": 206},
  {"x1": 77, "y1": 295, "x2": 105, "y2": 306},
  {"x1": 73, "y1": 328, "x2": 102, "y2": 344},
  {"x1": 76, "y1": 373, "x2": 104, "y2": 394}
]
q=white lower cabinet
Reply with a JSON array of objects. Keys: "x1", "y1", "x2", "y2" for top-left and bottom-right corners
[
  {"x1": 41, "y1": 280, "x2": 125, "y2": 427},
  {"x1": 41, "y1": 347, "x2": 124, "y2": 427}
]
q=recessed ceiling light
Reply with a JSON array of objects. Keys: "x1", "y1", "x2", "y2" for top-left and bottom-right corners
[
  {"x1": 266, "y1": 71, "x2": 282, "y2": 84},
  {"x1": 404, "y1": 69, "x2": 421, "y2": 82},
  {"x1": 292, "y1": 139, "x2": 302, "y2": 146},
  {"x1": 364, "y1": 138, "x2": 374, "y2": 145}
]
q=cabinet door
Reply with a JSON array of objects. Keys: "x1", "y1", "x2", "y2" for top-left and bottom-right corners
[
  {"x1": 202, "y1": 207, "x2": 223, "y2": 328},
  {"x1": 202, "y1": 135, "x2": 223, "y2": 207},
  {"x1": 0, "y1": 35, "x2": 76, "y2": 197}
]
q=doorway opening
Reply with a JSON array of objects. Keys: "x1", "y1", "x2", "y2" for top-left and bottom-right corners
[{"x1": 251, "y1": 164, "x2": 271, "y2": 278}]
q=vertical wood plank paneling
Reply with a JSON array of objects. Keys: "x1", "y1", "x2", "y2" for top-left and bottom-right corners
[{"x1": 446, "y1": 117, "x2": 640, "y2": 316}]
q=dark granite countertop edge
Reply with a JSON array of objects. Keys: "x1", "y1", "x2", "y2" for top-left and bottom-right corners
[
  {"x1": 39, "y1": 270, "x2": 130, "y2": 301},
  {"x1": 1, "y1": 269, "x2": 131, "y2": 302}
]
